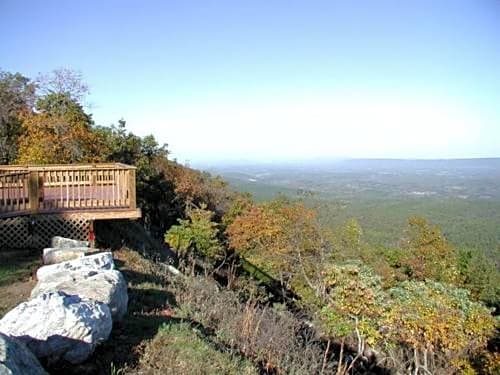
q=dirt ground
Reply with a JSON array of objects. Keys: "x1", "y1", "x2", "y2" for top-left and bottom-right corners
[
  {"x1": 0, "y1": 278, "x2": 37, "y2": 317},
  {"x1": 0, "y1": 251, "x2": 40, "y2": 318}
]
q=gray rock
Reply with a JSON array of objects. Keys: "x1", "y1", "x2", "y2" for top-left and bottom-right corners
[
  {"x1": 51, "y1": 237, "x2": 89, "y2": 249},
  {"x1": 0, "y1": 333, "x2": 47, "y2": 375},
  {"x1": 36, "y1": 252, "x2": 114, "y2": 281},
  {"x1": 31, "y1": 269, "x2": 128, "y2": 321},
  {"x1": 42, "y1": 247, "x2": 100, "y2": 265},
  {"x1": 0, "y1": 292, "x2": 112, "y2": 364}
]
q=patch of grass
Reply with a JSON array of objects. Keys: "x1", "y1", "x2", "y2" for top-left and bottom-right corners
[
  {"x1": 137, "y1": 322, "x2": 257, "y2": 374},
  {"x1": 0, "y1": 252, "x2": 39, "y2": 286}
]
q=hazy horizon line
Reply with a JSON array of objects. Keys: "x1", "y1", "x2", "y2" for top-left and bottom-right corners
[{"x1": 191, "y1": 156, "x2": 500, "y2": 168}]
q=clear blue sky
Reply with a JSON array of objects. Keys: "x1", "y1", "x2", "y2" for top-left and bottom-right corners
[{"x1": 1, "y1": 0, "x2": 499, "y2": 163}]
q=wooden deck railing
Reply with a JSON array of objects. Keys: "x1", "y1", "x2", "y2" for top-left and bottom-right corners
[{"x1": 0, "y1": 163, "x2": 137, "y2": 218}]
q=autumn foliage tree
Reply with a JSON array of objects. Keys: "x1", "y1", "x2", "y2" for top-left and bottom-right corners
[
  {"x1": 13, "y1": 68, "x2": 100, "y2": 164},
  {"x1": 226, "y1": 198, "x2": 323, "y2": 278},
  {"x1": 164, "y1": 162, "x2": 236, "y2": 220},
  {"x1": 318, "y1": 261, "x2": 387, "y2": 373},
  {"x1": 220, "y1": 193, "x2": 253, "y2": 229},
  {"x1": 16, "y1": 93, "x2": 98, "y2": 163}
]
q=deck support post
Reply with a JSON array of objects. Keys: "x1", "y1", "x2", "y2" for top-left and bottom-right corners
[
  {"x1": 29, "y1": 171, "x2": 39, "y2": 214},
  {"x1": 128, "y1": 169, "x2": 136, "y2": 208}
]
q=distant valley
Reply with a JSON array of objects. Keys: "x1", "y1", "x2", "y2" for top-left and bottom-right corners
[{"x1": 205, "y1": 158, "x2": 500, "y2": 259}]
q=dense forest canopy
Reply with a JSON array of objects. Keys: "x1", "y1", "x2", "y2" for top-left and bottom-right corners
[{"x1": 1, "y1": 68, "x2": 498, "y2": 373}]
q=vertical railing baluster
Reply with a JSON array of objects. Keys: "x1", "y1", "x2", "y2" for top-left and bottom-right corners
[
  {"x1": 24, "y1": 173, "x2": 27, "y2": 210},
  {"x1": 113, "y1": 169, "x2": 116, "y2": 206},
  {"x1": 124, "y1": 169, "x2": 128, "y2": 206},
  {"x1": 118, "y1": 169, "x2": 122, "y2": 206},
  {"x1": 14, "y1": 175, "x2": 18, "y2": 211},
  {"x1": 118, "y1": 169, "x2": 121, "y2": 206},
  {"x1": 100, "y1": 169, "x2": 103, "y2": 207},
  {"x1": 103, "y1": 169, "x2": 107, "y2": 207},
  {"x1": 0, "y1": 175, "x2": 3, "y2": 212},
  {"x1": 39, "y1": 172, "x2": 43, "y2": 210},
  {"x1": 83, "y1": 171, "x2": 86, "y2": 208},
  {"x1": 6, "y1": 174, "x2": 10, "y2": 211},
  {"x1": 77, "y1": 170, "x2": 81, "y2": 208},
  {"x1": 108, "y1": 169, "x2": 112, "y2": 207},
  {"x1": 59, "y1": 171, "x2": 63, "y2": 208},
  {"x1": 121, "y1": 169, "x2": 125, "y2": 206},
  {"x1": 52, "y1": 171, "x2": 56, "y2": 208},
  {"x1": 65, "y1": 170, "x2": 69, "y2": 208},
  {"x1": 92, "y1": 170, "x2": 97, "y2": 208}
]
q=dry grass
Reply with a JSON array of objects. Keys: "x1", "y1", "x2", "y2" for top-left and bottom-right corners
[
  {"x1": 108, "y1": 248, "x2": 327, "y2": 374},
  {"x1": 172, "y1": 275, "x2": 326, "y2": 374},
  {"x1": 137, "y1": 322, "x2": 256, "y2": 374}
]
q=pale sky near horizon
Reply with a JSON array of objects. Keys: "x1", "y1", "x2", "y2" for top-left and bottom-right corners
[{"x1": 1, "y1": 1, "x2": 499, "y2": 164}]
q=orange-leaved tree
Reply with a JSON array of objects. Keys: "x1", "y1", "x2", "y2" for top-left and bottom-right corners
[{"x1": 226, "y1": 198, "x2": 325, "y2": 289}]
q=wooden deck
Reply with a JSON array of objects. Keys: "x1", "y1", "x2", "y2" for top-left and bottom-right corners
[{"x1": 0, "y1": 163, "x2": 141, "y2": 220}]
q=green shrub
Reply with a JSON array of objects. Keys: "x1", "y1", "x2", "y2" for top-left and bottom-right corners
[{"x1": 383, "y1": 280, "x2": 497, "y2": 373}]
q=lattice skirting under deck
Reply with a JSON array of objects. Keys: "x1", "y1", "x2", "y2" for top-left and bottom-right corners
[{"x1": 0, "y1": 215, "x2": 90, "y2": 249}]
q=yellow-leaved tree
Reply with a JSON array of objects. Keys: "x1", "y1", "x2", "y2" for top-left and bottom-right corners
[
  {"x1": 400, "y1": 216, "x2": 460, "y2": 284},
  {"x1": 16, "y1": 93, "x2": 102, "y2": 164},
  {"x1": 383, "y1": 280, "x2": 496, "y2": 373},
  {"x1": 318, "y1": 261, "x2": 387, "y2": 374}
]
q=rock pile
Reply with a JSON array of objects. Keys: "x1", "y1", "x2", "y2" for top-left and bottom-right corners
[{"x1": 0, "y1": 237, "x2": 128, "y2": 372}]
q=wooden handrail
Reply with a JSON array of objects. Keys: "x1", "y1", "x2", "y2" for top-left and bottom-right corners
[{"x1": 0, "y1": 163, "x2": 135, "y2": 172}]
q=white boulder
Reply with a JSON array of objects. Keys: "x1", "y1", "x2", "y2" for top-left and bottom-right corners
[
  {"x1": 36, "y1": 252, "x2": 114, "y2": 281},
  {"x1": 42, "y1": 247, "x2": 100, "y2": 265},
  {"x1": 0, "y1": 292, "x2": 112, "y2": 364},
  {"x1": 51, "y1": 237, "x2": 89, "y2": 249},
  {"x1": 0, "y1": 332, "x2": 47, "y2": 375},
  {"x1": 31, "y1": 269, "x2": 128, "y2": 321}
]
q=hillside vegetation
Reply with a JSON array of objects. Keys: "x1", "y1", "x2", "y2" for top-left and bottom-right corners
[{"x1": 1, "y1": 68, "x2": 499, "y2": 374}]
